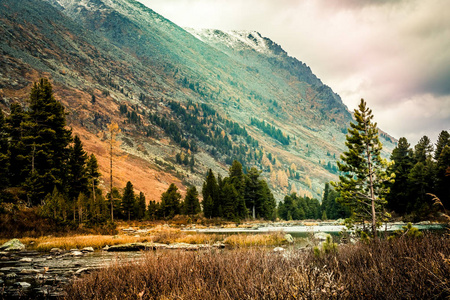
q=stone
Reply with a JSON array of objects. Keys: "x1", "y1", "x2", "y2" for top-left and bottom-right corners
[
  {"x1": 6, "y1": 273, "x2": 17, "y2": 279},
  {"x1": 273, "y1": 247, "x2": 285, "y2": 252},
  {"x1": 81, "y1": 247, "x2": 94, "y2": 252},
  {"x1": 314, "y1": 232, "x2": 331, "y2": 241},
  {"x1": 71, "y1": 251, "x2": 84, "y2": 257},
  {"x1": 122, "y1": 227, "x2": 135, "y2": 232},
  {"x1": 102, "y1": 245, "x2": 110, "y2": 251},
  {"x1": 284, "y1": 234, "x2": 294, "y2": 243},
  {"x1": 0, "y1": 239, "x2": 25, "y2": 251},
  {"x1": 14, "y1": 282, "x2": 31, "y2": 289},
  {"x1": 19, "y1": 257, "x2": 33, "y2": 262},
  {"x1": 50, "y1": 248, "x2": 63, "y2": 253}
]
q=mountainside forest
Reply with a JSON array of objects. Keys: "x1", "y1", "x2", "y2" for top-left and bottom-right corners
[{"x1": 0, "y1": 0, "x2": 397, "y2": 203}]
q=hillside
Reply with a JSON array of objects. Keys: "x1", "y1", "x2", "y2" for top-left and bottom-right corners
[{"x1": 0, "y1": 0, "x2": 396, "y2": 202}]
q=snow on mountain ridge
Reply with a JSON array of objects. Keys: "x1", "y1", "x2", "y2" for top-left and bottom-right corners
[{"x1": 186, "y1": 28, "x2": 286, "y2": 57}]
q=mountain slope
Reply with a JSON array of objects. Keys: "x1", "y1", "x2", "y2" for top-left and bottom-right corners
[{"x1": 0, "y1": 0, "x2": 396, "y2": 201}]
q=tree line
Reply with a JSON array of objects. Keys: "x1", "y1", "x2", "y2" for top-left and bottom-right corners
[
  {"x1": 386, "y1": 132, "x2": 450, "y2": 220},
  {"x1": 0, "y1": 78, "x2": 106, "y2": 226}
]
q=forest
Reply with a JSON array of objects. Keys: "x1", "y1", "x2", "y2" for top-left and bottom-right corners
[{"x1": 0, "y1": 79, "x2": 449, "y2": 230}]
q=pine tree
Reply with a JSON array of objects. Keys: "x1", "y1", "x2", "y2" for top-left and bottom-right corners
[
  {"x1": 135, "y1": 192, "x2": 146, "y2": 220},
  {"x1": 332, "y1": 99, "x2": 393, "y2": 238},
  {"x1": 122, "y1": 181, "x2": 135, "y2": 221},
  {"x1": 160, "y1": 183, "x2": 181, "y2": 219},
  {"x1": 386, "y1": 137, "x2": 414, "y2": 214},
  {"x1": 258, "y1": 179, "x2": 276, "y2": 220},
  {"x1": 5, "y1": 103, "x2": 29, "y2": 188},
  {"x1": 202, "y1": 169, "x2": 220, "y2": 217},
  {"x1": 434, "y1": 130, "x2": 450, "y2": 160},
  {"x1": 183, "y1": 186, "x2": 201, "y2": 216},
  {"x1": 67, "y1": 135, "x2": 88, "y2": 206},
  {"x1": 26, "y1": 78, "x2": 72, "y2": 205},
  {"x1": 245, "y1": 167, "x2": 260, "y2": 219},
  {"x1": 414, "y1": 135, "x2": 433, "y2": 163},
  {"x1": 86, "y1": 154, "x2": 101, "y2": 200},
  {"x1": 229, "y1": 160, "x2": 247, "y2": 219},
  {"x1": 203, "y1": 195, "x2": 214, "y2": 218}
]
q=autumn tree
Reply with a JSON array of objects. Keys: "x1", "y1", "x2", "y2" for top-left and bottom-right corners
[
  {"x1": 332, "y1": 99, "x2": 393, "y2": 238},
  {"x1": 106, "y1": 122, "x2": 121, "y2": 221}
]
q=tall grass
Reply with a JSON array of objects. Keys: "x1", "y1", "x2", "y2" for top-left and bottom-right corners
[{"x1": 64, "y1": 233, "x2": 450, "y2": 299}]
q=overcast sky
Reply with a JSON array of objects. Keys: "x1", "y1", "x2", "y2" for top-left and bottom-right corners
[{"x1": 138, "y1": 0, "x2": 450, "y2": 146}]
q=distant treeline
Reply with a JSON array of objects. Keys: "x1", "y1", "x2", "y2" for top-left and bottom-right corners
[{"x1": 250, "y1": 118, "x2": 290, "y2": 145}]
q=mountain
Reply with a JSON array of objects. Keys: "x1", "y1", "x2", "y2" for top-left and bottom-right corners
[{"x1": 0, "y1": 0, "x2": 396, "y2": 201}]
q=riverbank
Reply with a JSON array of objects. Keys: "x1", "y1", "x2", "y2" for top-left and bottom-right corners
[{"x1": 64, "y1": 234, "x2": 449, "y2": 300}]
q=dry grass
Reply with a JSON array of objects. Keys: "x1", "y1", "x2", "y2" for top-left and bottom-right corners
[
  {"x1": 174, "y1": 233, "x2": 222, "y2": 244},
  {"x1": 19, "y1": 235, "x2": 151, "y2": 251},
  {"x1": 64, "y1": 233, "x2": 450, "y2": 300},
  {"x1": 223, "y1": 232, "x2": 288, "y2": 247}
]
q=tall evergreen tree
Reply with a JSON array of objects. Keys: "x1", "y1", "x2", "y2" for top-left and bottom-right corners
[
  {"x1": 434, "y1": 130, "x2": 450, "y2": 160},
  {"x1": 160, "y1": 183, "x2": 181, "y2": 219},
  {"x1": 258, "y1": 179, "x2": 276, "y2": 220},
  {"x1": 202, "y1": 169, "x2": 220, "y2": 217},
  {"x1": 67, "y1": 135, "x2": 88, "y2": 204},
  {"x1": 5, "y1": 103, "x2": 29, "y2": 188},
  {"x1": 183, "y1": 186, "x2": 201, "y2": 216},
  {"x1": 86, "y1": 154, "x2": 101, "y2": 200},
  {"x1": 386, "y1": 137, "x2": 414, "y2": 214},
  {"x1": 135, "y1": 192, "x2": 146, "y2": 220},
  {"x1": 414, "y1": 135, "x2": 433, "y2": 163},
  {"x1": 202, "y1": 195, "x2": 214, "y2": 218},
  {"x1": 122, "y1": 181, "x2": 135, "y2": 221},
  {"x1": 26, "y1": 78, "x2": 72, "y2": 204},
  {"x1": 229, "y1": 160, "x2": 247, "y2": 219},
  {"x1": 332, "y1": 99, "x2": 393, "y2": 238},
  {"x1": 245, "y1": 167, "x2": 260, "y2": 219},
  {"x1": 408, "y1": 157, "x2": 435, "y2": 216}
]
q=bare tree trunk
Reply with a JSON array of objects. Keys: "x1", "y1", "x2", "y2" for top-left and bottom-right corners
[
  {"x1": 366, "y1": 127, "x2": 377, "y2": 240},
  {"x1": 110, "y1": 135, "x2": 114, "y2": 222}
]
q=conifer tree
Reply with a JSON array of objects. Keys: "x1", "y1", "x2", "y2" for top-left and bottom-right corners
[
  {"x1": 26, "y1": 78, "x2": 72, "y2": 205},
  {"x1": 203, "y1": 195, "x2": 214, "y2": 218},
  {"x1": 434, "y1": 130, "x2": 450, "y2": 160},
  {"x1": 386, "y1": 137, "x2": 414, "y2": 214},
  {"x1": 160, "y1": 183, "x2": 181, "y2": 219},
  {"x1": 67, "y1": 135, "x2": 88, "y2": 207},
  {"x1": 5, "y1": 103, "x2": 29, "y2": 188},
  {"x1": 183, "y1": 186, "x2": 201, "y2": 216},
  {"x1": 332, "y1": 99, "x2": 393, "y2": 238},
  {"x1": 414, "y1": 135, "x2": 433, "y2": 163},
  {"x1": 202, "y1": 169, "x2": 220, "y2": 217},
  {"x1": 135, "y1": 192, "x2": 146, "y2": 220},
  {"x1": 229, "y1": 160, "x2": 247, "y2": 219},
  {"x1": 86, "y1": 154, "x2": 101, "y2": 201},
  {"x1": 122, "y1": 181, "x2": 135, "y2": 221},
  {"x1": 245, "y1": 167, "x2": 260, "y2": 219}
]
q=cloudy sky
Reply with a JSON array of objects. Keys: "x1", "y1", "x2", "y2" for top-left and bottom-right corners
[{"x1": 138, "y1": 0, "x2": 450, "y2": 145}]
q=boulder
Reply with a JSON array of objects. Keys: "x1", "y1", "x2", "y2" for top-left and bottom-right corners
[
  {"x1": 0, "y1": 239, "x2": 25, "y2": 251},
  {"x1": 314, "y1": 232, "x2": 331, "y2": 241},
  {"x1": 50, "y1": 248, "x2": 63, "y2": 254},
  {"x1": 102, "y1": 245, "x2": 110, "y2": 251},
  {"x1": 6, "y1": 273, "x2": 17, "y2": 279},
  {"x1": 71, "y1": 251, "x2": 84, "y2": 257},
  {"x1": 81, "y1": 247, "x2": 94, "y2": 253},
  {"x1": 284, "y1": 234, "x2": 294, "y2": 243}
]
